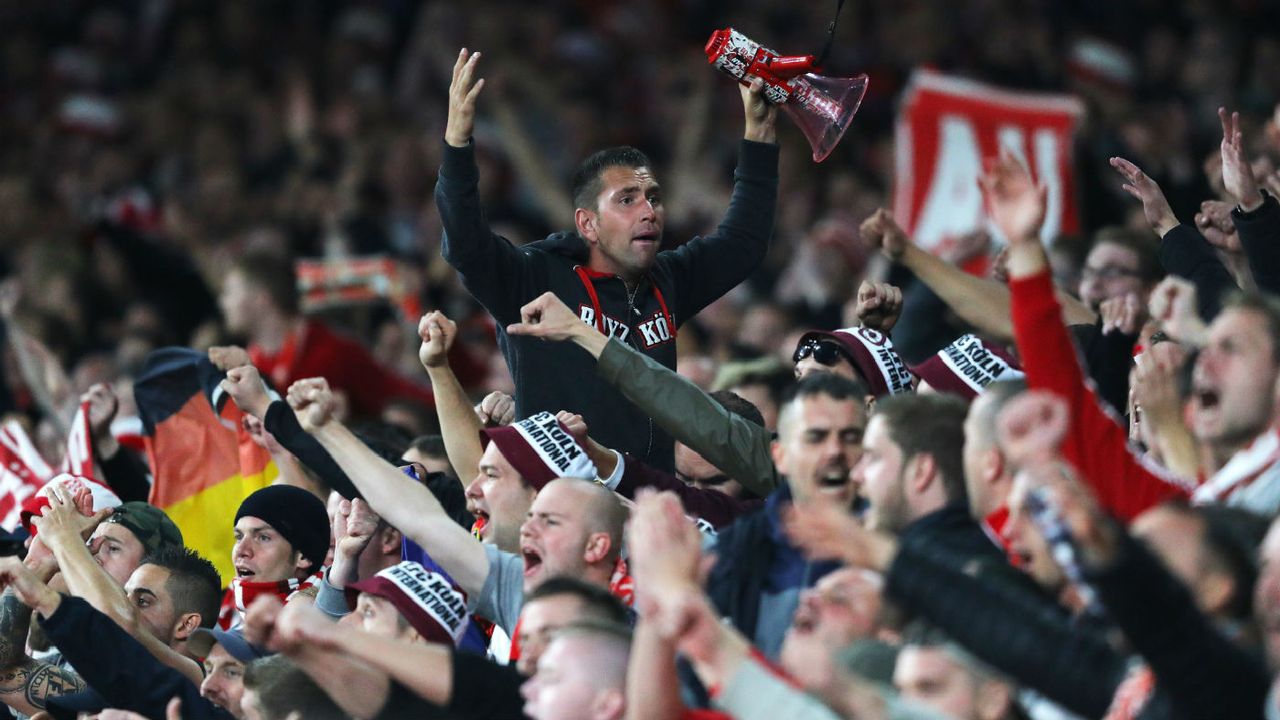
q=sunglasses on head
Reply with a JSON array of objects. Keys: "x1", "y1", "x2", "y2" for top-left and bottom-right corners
[{"x1": 793, "y1": 338, "x2": 850, "y2": 367}]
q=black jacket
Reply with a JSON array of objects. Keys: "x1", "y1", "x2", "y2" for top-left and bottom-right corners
[
  {"x1": 1087, "y1": 531, "x2": 1270, "y2": 720},
  {"x1": 374, "y1": 651, "x2": 527, "y2": 719},
  {"x1": 887, "y1": 539, "x2": 1127, "y2": 718},
  {"x1": 436, "y1": 140, "x2": 779, "y2": 472},
  {"x1": 1159, "y1": 223, "x2": 1237, "y2": 321},
  {"x1": 1233, "y1": 190, "x2": 1280, "y2": 295},
  {"x1": 42, "y1": 596, "x2": 234, "y2": 720}
]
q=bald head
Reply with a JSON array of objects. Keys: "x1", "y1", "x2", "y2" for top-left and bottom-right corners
[
  {"x1": 543, "y1": 478, "x2": 628, "y2": 563},
  {"x1": 520, "y1": 479, "x2": 629, "y2": 590}
]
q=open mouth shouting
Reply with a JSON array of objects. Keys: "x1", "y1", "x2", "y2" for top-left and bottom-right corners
[
  {"x1": 816, "y1": 466, "x2": 850, "y2": 494},
  {"x1": 522, "y1": 545, "x2": 544, "y2": 579},
  {"x1": 1191, "y1": 376, "x2": 1223, "y2": 431},
  {"x1": 472, "y1": 508, "x2": 492, "y2": 538}
]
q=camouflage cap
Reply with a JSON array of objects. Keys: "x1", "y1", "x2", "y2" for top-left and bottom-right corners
[{"x1": 104, "y1": 502, "x2": 183, "y2": 555}]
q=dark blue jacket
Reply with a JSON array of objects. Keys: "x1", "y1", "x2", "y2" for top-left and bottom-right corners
[{"x1": 705, "y1": 483, "x2": 839, "y2": 657}]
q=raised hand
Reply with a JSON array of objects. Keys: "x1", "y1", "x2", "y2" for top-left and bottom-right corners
[
  {"x1": 554, "y1": 411, "x2": 588, "y2": 446},
  {"x1": 33, "y1": 480, "x2": 111, "y2": 544},
  {"x1": 1099, "y1": 292, "x2": 1145, "y2": 336},
  {"x1": 1109, "y1": 156, "x2": 1178, "y2": 237},
  {"x1": 246, "y1": 593, "x2": 340, "y2": 654},
  {"x1": 81, "y1": 383, "x2": 119, "y2": 453},
  {"x1": 782, "y1": 501, "x2": 896, "y2": 571},
  {"x1": 1132, "y1": 343, "x2": 1188, "y2": 432},
  {"x1": 1147, "y1": 276, "x2": 1208, "y2": 347},
  {"x1": 1220, "y1": 107, "x2": 1264, "y2": 212},
  {"x1": 444, "y1": 49, "x2": 485, "y2": 148},
  {"x1": 221, "y1": 365, "x2": 272, "y2": 419},
  {"x1": 417, "y1": 311, "x2": 457, "y2": 370},
  {"x1": 628, "y1": 491, "x2": 703, "y2": 599},
  {"x1": 243, "y1": 594, "x2": 289, "y2": 652},
  {"x1": 335, "y1": 498, "x2": 379, "y2": 560},
  {"x1": 996, "y1": 390, "x2": 1070, "y2": 468},
  {"x1": 506, "y1": 292, "x2": 588, "y2": 342},
  {"x1": 287, "y1": 378, "x2": 337, "y2": 433},
  {"x1": 0, "y1": 556, "x2": 59, "y2": 615},
  {"x1": 979, "y1": 149, "x2": 1046, "y2": 244},
  {"x1": 859, "y1": 208, "x2": 909, "y2": 261},
  {"x1": 275, "y1": 598, "x2": 342, "y2": 650},
  {"x1": 208, "y1": 346, "x2": 253, "y2": 372},
  {"x1": 739, "y1": 76, "x2": 777, "y2": 144},
  {"x1": 242, "y1": 414, "x2": 286, "y2": 455},
  {"x1": 853, "y1": 281, "x2": 903, "y2": 333},
  {"x1": 475, "y1": 391, "x2": 515, "y2": 427},
  {"x1": 1195, "y1": 200, "x2": 1242, "y2": 252}
]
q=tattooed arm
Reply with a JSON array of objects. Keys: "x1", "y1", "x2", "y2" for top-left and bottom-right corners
[{"x1": 0, "y1": 589, "x2": 87, "y2": 716}]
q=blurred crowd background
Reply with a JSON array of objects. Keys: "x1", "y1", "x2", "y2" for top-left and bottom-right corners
[{"x1": 1, "y1": 0, "x2": 1278, "y2": 438}]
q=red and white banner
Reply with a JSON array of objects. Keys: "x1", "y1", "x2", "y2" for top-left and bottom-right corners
[
  {"x1": 893, "y1": 70, "x2": 1085, "y2": 254},
  {"x1": 0, "y1": 403, "x2": 109, "y2": 531},
  {"x1": 0, "y1": 421, "x2": 54, "y2": 530},
  {"x1": 61, "y1": 402, "x2": 94, "y2": 478}
]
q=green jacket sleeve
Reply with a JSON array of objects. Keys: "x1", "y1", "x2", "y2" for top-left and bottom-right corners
[
  {"x1": 595, "y1": 338, "x2": 777, "y2": 496},
  {"x1": 714, "y1": 655, "x2": 840, "y2": 720}
]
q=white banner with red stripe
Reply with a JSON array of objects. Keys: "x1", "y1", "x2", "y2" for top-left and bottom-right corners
[
  {"x1": 893, "y1": 70, "x2": 1085, "y2": 254},
  {"x1": 61, "y1": 402, "x2": 94, "y2": 478},
  {"x1": 0, "y1": 402, "x2": 112, "y2": 531},
  {"x1": 0, "y1": 421, "x2": 54, "y2": 530}
]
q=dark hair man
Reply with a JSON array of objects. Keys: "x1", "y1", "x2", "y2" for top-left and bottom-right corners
[
  {"x1": 222, "y1": 485, "x2": 330, "y2": 630},
  {"x1": 437, "y1": 48, "x2": 780, "y2": 473}
]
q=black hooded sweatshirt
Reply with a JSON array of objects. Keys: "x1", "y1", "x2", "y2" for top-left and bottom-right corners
[{"x1": 436, "y1": 140, "x2": 779, "y2": 472}]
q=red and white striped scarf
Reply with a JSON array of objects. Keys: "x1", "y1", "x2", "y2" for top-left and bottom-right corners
[
  {"x1": 217, "y1": 570, "x2": 324, "y2": 630},
  {"x1": 1195, "y1": 428, "x2": 1280, "y2": 509}
]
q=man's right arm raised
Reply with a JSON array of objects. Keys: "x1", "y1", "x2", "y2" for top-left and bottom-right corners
[
  {"x1": 436, "y1": 48, "x2": 535, "y2": 323},
  {"x1": 287, "y1": 377, "x2": 491, "y2": 597}
]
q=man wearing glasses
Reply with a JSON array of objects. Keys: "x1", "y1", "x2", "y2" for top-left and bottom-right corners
[
  {"x1": 792, "y1": 327, "x2": 915, "y2": 400},
  {"x1": 1076, "y1": 228, "x2": 1162, "y2": 311}
]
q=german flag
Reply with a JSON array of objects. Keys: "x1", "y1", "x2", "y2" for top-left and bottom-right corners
[{"x1": 134, "y1": 348, "x2": 277, "y2": 584}]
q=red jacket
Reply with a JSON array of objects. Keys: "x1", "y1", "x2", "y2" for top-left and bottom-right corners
[
  {"x1": 1009, "y1": 270, "x2": 1194, "y2": 522},
  {"x1": 250, "y1": 320, "x2": 435, "y2": 419}
]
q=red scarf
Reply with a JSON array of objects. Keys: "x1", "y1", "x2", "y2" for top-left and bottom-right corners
[
  {"x1": 506, "y1": 557, "x2": 634, "y2": 663},
  {"x1": 217, "y1": 570, "x2": 323, "y2": 630}
]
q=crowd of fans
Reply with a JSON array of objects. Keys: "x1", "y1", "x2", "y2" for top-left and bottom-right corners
[{"x1": 3, "y1": 0, "x2": 1280, "y2": 718}]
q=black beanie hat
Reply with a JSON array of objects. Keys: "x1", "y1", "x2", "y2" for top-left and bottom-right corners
[{"x1": 234, "y1": 486, "x2": 330, "y2": 571}]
